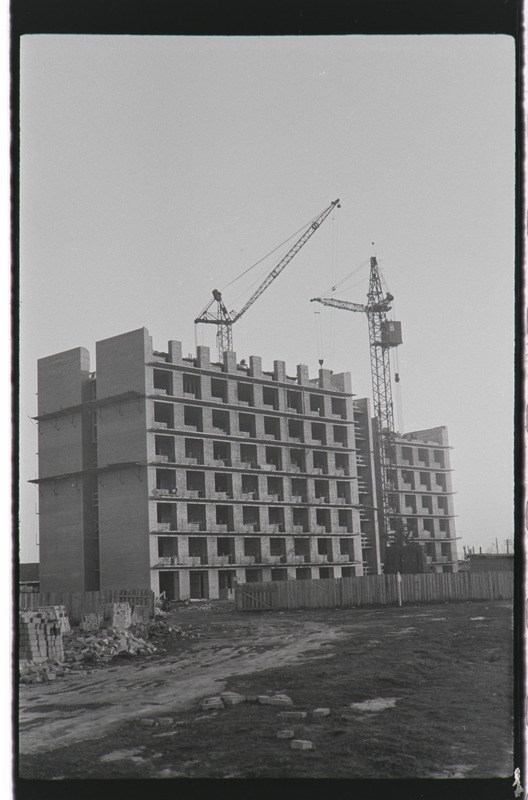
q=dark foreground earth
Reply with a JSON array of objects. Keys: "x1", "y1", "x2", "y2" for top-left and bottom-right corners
[{"x1": 18, "y1": 599, "x2": 514, "y2": 782}]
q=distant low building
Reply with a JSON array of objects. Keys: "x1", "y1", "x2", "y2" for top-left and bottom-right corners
[{"x1": 468, "y1": 553, "x2": 514, "y2": 572}]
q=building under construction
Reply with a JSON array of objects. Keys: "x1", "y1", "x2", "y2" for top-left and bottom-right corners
[{"x1": 33, "y1": 328, "x2": 458, "y2": 598}]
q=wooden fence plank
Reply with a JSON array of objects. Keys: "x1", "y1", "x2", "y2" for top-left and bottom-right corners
[{"x1": 234, "y1": 571, "x2": 513, "y2": 611}]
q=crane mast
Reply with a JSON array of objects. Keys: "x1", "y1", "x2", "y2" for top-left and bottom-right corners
[
  {"x1": 195, "y1": 199, "x2": 340, "y2": 360},
  {"x1": 311, "y1": 256, "x2": 403, "y2": 557}
]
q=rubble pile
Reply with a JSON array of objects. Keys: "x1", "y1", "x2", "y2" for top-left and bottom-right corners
[
  {"x1": 19, "y1": 659, "x2": 71, "y2": 684},
  {"x1": 132, "y1": 619, "x2": 199, "y2": 642},
  {"x1": 63, "y1": 628, "x2": 158, "y2": 664},
  {"x1": 174, "y1": 600, "x2": 213, "y2": 611}
]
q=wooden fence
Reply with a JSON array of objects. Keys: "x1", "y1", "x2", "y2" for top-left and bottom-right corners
[
  {"x1": 235, "y1": 571, "x2": 513, "y2": 611},
  {"x1": 18, "y1": 588, "x2": 155, "y2": 625}
]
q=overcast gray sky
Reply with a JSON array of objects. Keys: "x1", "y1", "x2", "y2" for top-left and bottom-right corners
[{"x1": 19, "y1": 34, "x2": 515, "y2": 563}]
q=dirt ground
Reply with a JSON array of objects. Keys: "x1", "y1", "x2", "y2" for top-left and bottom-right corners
[{"x1": 18, "y1": 599, "x2": 515, "y2": 781}]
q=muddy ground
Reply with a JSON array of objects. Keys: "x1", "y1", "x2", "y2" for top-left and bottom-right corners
[{"x1": 18, "y1": 600, "x2": 515, "y2": 784}]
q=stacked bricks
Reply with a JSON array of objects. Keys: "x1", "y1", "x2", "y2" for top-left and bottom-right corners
[
  {"x1": 103, "y1": 602, "x2": 132, "y2": 631},
  {"x1": 36, "y1": 606, "x2": 71, "y2": 634},
  {"x1": 19, "y1": 611, "x2": 64, "y2": 663},
  {"x1": 79, "y1": 613, "x2": 104, "y2": 632}
]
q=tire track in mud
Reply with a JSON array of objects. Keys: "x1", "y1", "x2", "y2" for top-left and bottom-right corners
[{"x1": 19, "y1": 621, "x2": 348, "y2": 755}]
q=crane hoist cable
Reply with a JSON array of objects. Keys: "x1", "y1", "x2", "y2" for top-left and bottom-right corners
[{"x1": 317, "y1": 257, "x2": 370, "y2": 298}]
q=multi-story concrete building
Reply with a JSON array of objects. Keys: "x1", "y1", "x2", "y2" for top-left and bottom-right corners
[
  {"x1": 33, "y1": 327, "x2": 458, "y2": 596},
  {"x1": 392, "y1": 427, "x2": 459, "y2": 572},
  {"x1": 352, "y1": 405, "x2": 459, "y2": 573},
  {"x1": 34, "y1": 327, "x2": 363, "y2": 598}
]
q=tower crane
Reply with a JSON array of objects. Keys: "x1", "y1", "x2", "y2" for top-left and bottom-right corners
[
  {"x1": 195, "y1": 199, "x2": 340, "y2": 360},
  {"x1": 311, "y1": 256, "x2": 405, "y2": 558}
]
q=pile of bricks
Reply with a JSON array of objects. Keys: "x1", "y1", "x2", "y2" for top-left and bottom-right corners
[
  {"x1": 103, "y1": 602, "x2": 132, "y2": 631},
  {"x1": 19, "y1": 660, "x2": 70, "y2": 684},
  {"x1": 19, "y1": 611, "x2": 64, "y2": 663},
  {"x1": 79, "y1": 613, "x2": 104, "y2": 632},
  {"x1": 35, "y1": 605, "x2": 71, "y2": 634}
]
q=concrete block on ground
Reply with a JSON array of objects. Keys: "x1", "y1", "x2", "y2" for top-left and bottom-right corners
[
  {"x1": 279, "y1": 711, "x2": 307, "y2": 719},
  {"x1": 276, "y1": 729, "x2": 295, "y2": 739},
  {"x1": 140, "y1": 718, "x2": 156, "y2": 726},
  {"x1": 267, "y1": 694, "x2": 294, "y2": 706},
  {"x1": 158, "y1": 717, "x2": 173, "y2": 726},
  {"x1": 200, "y1": 697, "x2": 224, "y2": 711},
  {"x1": 220, "y1": 693, "x2": 245, "y2": 706},
  {"x1": 312, "y1": 707, "x2": 330, "y2": 717},
  {"x1": 257, "y1": 695, "x2": 272, "y2": 705},
  {"x1": 291, "y1": 740, "x2": 313, "y2": 750}
]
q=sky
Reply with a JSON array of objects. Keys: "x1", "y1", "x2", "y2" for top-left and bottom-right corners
[{"x1": 18, "y1": 34, "x2": 515, "y2": 563}]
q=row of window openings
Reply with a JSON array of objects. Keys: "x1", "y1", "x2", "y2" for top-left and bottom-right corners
[
  {"x1": 156, "y1": 503, "x2": 353, "y2": 532},
  {"x1": 157, "y1": 535, "x2": 355, "y2": 563},
  {"x1": 160, "y1": 567, "x2": 357, "y2": 601},
  {"x1": 155, "y1": 469, "x2": 352, "y2": 503},
  {"x1": 400, "y1": 470, "x2": 447, "y2": 491},
  {"x1": 396, "y1": 518, "x2": 451, "y2": 536},
  {"x1": 423, "y1": 541, "x2": 454, "y2": 558},
  {"x1": 153, "y1": 370, "x2": 348, "y2": 418},
  {"x1": 402, "y1": 494, "x2": 449, "y2": 514},
  {"x1": 154, "y1": 404, "x2": 349, "y2": 445},
  {"x1": 155, "y1": 436, "x2": 350, "y2": 474},
  {"x1": 400, "y1": 446, "x2": 446, "y2": 468}
]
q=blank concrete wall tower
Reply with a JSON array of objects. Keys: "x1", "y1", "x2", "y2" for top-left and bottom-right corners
[
  {"x1": 37, "y1": 347, "x2": 92, "y2": 592},
  {"x1": 96, "y1": 328, "x2": 152, "y2": 589}
]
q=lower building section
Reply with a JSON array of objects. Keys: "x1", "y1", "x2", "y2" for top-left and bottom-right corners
[
  {"x1": 154, "y1": 563, "x2": 360, "y2": 600},
  {"x1": 150, "y1": 531, "x2": 361, "y2": 599}
]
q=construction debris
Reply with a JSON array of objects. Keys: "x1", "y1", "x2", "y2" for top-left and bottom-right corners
[
  {"x1": 19, "y1": 660, "x2": 68, "y2": 684},
  {"x1": 131, "y1": 619, "x2": 199, "y2": 643},
  {"x1": 63, "y1": 629, "x2": 158, "y2": 664}
]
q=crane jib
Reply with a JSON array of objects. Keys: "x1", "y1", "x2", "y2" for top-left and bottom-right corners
[{"x1": 195, "y1": 198, "x2": 340, "y2": 359}]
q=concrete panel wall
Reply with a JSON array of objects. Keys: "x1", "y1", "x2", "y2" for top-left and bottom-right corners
[
  {"x1": 98, "y1": 467, "x2": 150, "y2": 589},
  {"x1": 38, "y1": 413, "x2": 85, "y2": 478},
  {"x1": 96, "y1": 396, "x2": 148, "y2": 467},
  {"x1": 37, "y1": 347, "x2": 90, "y2": 416},
  {"x1": 38, "y1": 481, "x2": 86, "y2": 592},
  {"x1": 95, "y1": 328, "x2": 152, "y2": 399},
  {"x1": 37, "y1": 348, "x2": 90, "y2": 478}
]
